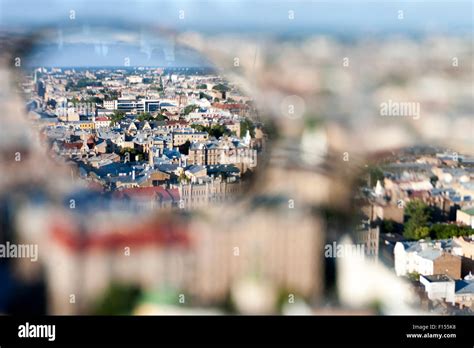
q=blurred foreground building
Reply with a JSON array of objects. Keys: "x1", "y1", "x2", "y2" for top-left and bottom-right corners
[{"x1": 37, "y1": 207, "x2": 322, "y2": 314}]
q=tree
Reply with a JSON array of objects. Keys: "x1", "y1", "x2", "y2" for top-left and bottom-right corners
[
  {"x1": 413, "y1": 226, "x2": 430, "y2": 240},
  {"x1": 137, "y1": 112, "x2": 153, "y2": 122},
  {"x1": 240, "y1": 117, "x2": 255, "y2": 138},
  {"x1": 403, "y1": 200, "x2": 430, "y2": 240},
  {"x1": 191, "y1": 124, "x2": 230, "y2": 139},
  {"x1": 191, "y1": 124, "x2": 207, "y2": 132},
  {"x1": 430, "y1": 175, "x2": 439, "y2": 187},
  {"x1": 92, "y1": 283, "x2": 141, "y2": 315},
  {"x1": 212, "y1": 83, "x2": 230, "y2": 92},
  {"x1": 368, "y1": 166, "x2": 384, "y2": 187},
  {"x1": 199, "y1": 92, "x2": 212, "y2": 101},
  {"x1": 110, "y1": 111, "x2": 125, "y2": 126},
  {"x1": 407, "y1": 272, "x2": 420, "y2": 282},
  {"x1": 209, "y1": 125, "x2": 229, "y2": 139},
  {"x1": 430, "y1": 223, "x2": 473, "y2": 239},
  {"x1": 183, "y1": 105, "x2": 198, "y2": 116}
]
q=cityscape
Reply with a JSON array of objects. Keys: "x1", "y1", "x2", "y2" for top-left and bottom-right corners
[
  {"x1": 0, "y1": 0, "x2": 472, "y2": 345},
  {"x1": 356, "y1": 147, "x2": 474, "y2": 314},
  {"x1": 22, "y1": 67, "x2": 265, "y2": 211}
]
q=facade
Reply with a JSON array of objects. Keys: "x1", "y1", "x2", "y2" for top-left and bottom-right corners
[
  {"x1": 178, "y1": 178, "x2": 241, "y2": 210},
  {"x1": 43, "y1": 209, "x2": 323, "y2": 314},
  {"x1": 103, "y1": 100, "x2": 117, "y2": 110},
  {"x1": 394, "y1": 241, "x2": 462, "y2": 279},
  {"x1": 457, "y1": 207, "x2": 474, "y2": 228},
  {"x1": 187, "y1": 139, "x2": 257, "y2": 173},
  {"x1": 171, "y1": 131, "x2": 208, "y2": 146},
  {"x1": 420, "y1": 274, "x2": 474, "y2": 309},
  {"x1": 355, "y1": 224, "x2": 380, "y2": 259},
  {"x1": 420, "y1": 274, "x2": 455, "y2": 303}
]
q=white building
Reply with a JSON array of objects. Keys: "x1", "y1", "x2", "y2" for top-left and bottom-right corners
[
  {"x1": 103, "y1": 100, "x2": 117, "y2": 110},
  {"x1": 394, "y1": 240, "x2": 461, "y2": 278},
  {"x1": 420, "y1": 274, "x2": 455, "y2": 303}
]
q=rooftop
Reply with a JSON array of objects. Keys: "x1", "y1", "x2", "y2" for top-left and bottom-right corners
[{"x1": 423, "y1": 274, "x2": 453, "y2": 283}]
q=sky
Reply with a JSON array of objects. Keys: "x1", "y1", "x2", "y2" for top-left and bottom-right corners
[
  {"x1": 1, "y1": 0, "x2": 472, "y2": 67},
  {"x1": 1, "y1": 0, "x2": 472, "y2": 34}
]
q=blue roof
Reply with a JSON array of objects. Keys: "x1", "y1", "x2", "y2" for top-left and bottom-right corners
[{"x1": 455, "y1": 280, "x2": 474, "y2": 295}]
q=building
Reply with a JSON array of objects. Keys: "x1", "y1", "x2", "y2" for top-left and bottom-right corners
[
  {"x1": 355, "y1": 223, "x2": 380, "y2": 259},
  {"x1": 178, "y1": 177, "x2": 241, "y2": 210},
  {"x1": 454, "y1": 273, "x2": 474, "y2": 309},
  {"x1": 103, "y1": 100, "x2": 117, "y2": 110},
  {"x1": 171, "y1": 131, "x2": 208, "y2": 147},
  {"x1": 94, "y1": 116, "x2": 111, "y2": 129},
  {"x1": 394, "y1": 240, "x2": 462, "y2": 279},
  {"x1": 116, "y1": 98, "x2": 162, "y2": 113},
  {"x1": 420, "y1": 274, "x2": 455, "y2": 303},
  {"x1": 187, "y1": 138, "x2": 257, "y2": 173},
  {"x1": 457, "y1": 207, "x2": 474, "y2": 228},
  {"x1": 453, "y1": 236, "x2": 474, "y2": 277},
  {"x1": 42, "y1": 207, "x2": 323, "y2": 314},
  {"x1": 420, "y1": 273, "x2": 474, "y2": 309}
]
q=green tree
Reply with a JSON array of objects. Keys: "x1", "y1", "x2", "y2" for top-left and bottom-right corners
[
  {"x1": 209, "y1": 125, "x2": 230, "y2": 139},
  {"x1": 407, "y1": 272, "x2": 420, "y2": 282},
  {"x1": 212, "y1": 83, "x2": 230, "y2": 92},
  {"x1": 92, "y1": 283, "x2": 141, "y2": 315},
  {"x1": 110, "y1": 111, "x2": 125, "y2": 126},
  {"x1": 413, "y1": 226, "x2": 430, "y2": 240},
  {"x1": 403, "y1": 200, "x2": 430, "y2": 240},
  {"x1": 183, "y1": 104, "x2": 198, "y2": 115},
  {"x1": 137, "y1": 112, "x2": 153, "y2": 122},
  {"x1": 430, "y1": 223, "x2": 473, "y2": 239},
  {"x1": 199, "y1": 92, "x2": 212, "y2": 101},
  {"x1": 240, "y1": 118, "x2": 255, "y2": 138},
  {"x1": 381, "y1": 219, "x2": 403, "y2": 234},
  {"x1": 368, "y1": 166, "x2": 384, "y2": 187}
]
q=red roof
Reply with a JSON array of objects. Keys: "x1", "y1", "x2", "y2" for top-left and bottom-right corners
[
  {"x1": 51, "y1": 218, "x2": 191, "y2": 251},
  {"x1": 166, "y1": 120, "x2": 188, "y2": 126},
  {"x1": 63, "y1": 142, "x2": 83, "y2": 150},
  {"x1": 212, "y1": 103, "x2": 247, "y2": 110}
]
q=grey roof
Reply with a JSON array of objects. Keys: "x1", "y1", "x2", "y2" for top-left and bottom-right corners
[
  {"x1": 156, "y1": 163, "x2": 178, "y2": 173},
  {"x1": 423, "y1": 274, "x2": 453, "y2": 283},
  {"x1": 186, "y1": 165, "x2": 205, "y2": 174},
  {"x1": 417, "y1": 249, "x2": 443, "y2": 261},
  {"x1": 401, "y1": 239, "x2": 455, "y2": 253}
]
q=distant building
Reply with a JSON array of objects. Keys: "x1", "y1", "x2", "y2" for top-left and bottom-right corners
[
  {"x1": 457, "y1": 207, "x2": 474, "y2": 228},
  {"x1": 355, "y1": 223, "x2": 380, "y2": 259},
  {"x1": 394, "y1": 240, "x2": 462, "y2": 279},
  {"x1": 178, "y1": 177, "x2": 241, "y2": 210},
  {"x1": 453, "y1": 236, "x2": 474, "y2": 278},
  {"x1": 420, "y1": 273, "x2": 474, "y2": 309},
  {"x1": 43, "y1": 208, "x2": 323, "y2": 314},
  {"x1": 420, "y1": 274, "x2": 455, "y2": 303}
]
